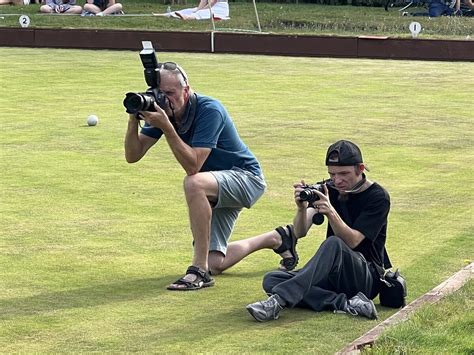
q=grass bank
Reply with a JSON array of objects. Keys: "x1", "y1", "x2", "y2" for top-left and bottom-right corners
[
  {"x1": 369, "y1": 280, "x2": 473, "y2": 354},
  {"x1": 0, "y1": 1, "x2": 473, "y2": 39}
]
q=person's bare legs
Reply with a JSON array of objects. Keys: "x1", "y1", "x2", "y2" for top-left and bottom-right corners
[
  {"x1": 83, "y1": 3, "x2": 100, "y2": 13},
  {"x1": 0, "y1": 0, "x2": 24, "y2": 4},
  {"x1": 65, "y1": 5, "x2": 83, "y2": 14},
  {"x1": 39, "y1": 4, "x2": 53, "y2": 12},
  {"x1": 209, "y1": 230, "x2": 277, "y2": 274},
  {"x1": 101, "y1": 3, "x2": 122, "y2": 15},
  {"x1": 168, "y1": 172, "x2": 218, "y2": 288},
  {"x1": 168, "y1": 172, "x2": 293, "y2": 287},
  {"x1": 209, "y1": 228, "x2": 294, "y2": 275}
]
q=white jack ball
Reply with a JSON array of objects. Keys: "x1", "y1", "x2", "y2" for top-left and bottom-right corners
[{"x1": 87, "y1": 115, "x2": 99, "y2": 126}]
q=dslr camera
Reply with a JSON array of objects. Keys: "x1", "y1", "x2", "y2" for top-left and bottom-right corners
[
  {"x1": 299, "y1": 179, "x2": 331, "y2": 226},
  {"x1": 123, "y1": 41, "x2": 169, "y2": 116},
  {"x1": 299, "y1": 181, "x2": 326, "y2": 203}
]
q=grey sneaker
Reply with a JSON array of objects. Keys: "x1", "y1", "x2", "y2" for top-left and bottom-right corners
[
  {"x1": 346, "y1": 292, "x2": 378, "y2": 320},
  {"x1": 246, "y1": 294, "x2": 284, "y2": 322}
]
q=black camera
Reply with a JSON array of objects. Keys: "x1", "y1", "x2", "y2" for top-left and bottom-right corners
[
  {"x1": 299, "y1": 179, "x2": 331, "y2": 226},
  {"x1": 299, "y1": 181, "x2": 326, "y2": 203},
  {"x1": 123, "y1": 41, "x2": 169, "y2": 115}
]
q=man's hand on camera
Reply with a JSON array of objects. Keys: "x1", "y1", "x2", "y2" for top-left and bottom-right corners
[
  {"x1": 294, "y1": 180, "x2": 309, "y2": 210},
  {"x1": 139, "y1": 103, "x2": 174, "y2": 133},
  {"x1": 312, "y1": 184, "x2": 331, "y2": 215}
]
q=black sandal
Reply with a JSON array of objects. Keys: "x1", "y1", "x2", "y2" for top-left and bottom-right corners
[
  {"x1": 167, "y1": 265, "x2": 215, "y2": 291},
  {"x1": 273, "y1": 225, "x2": 299, "y2": 271}
]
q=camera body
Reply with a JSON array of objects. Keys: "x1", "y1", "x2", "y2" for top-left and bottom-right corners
[
  {"x1": 299, "y1": 179, "x2": 331, "y2": 225},
  {"x1": 123, "y1": 42, "x2": 168, "y2": 115},
  {"x1": 299, "y1": 182, "x2": 326, "y2": 203}
]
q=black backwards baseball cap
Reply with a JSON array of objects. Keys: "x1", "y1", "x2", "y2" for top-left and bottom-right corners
[{"x1": 325, "y1": 140, "x2": 364, "y2": 166}]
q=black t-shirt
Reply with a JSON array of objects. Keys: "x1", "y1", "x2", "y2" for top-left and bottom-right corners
[{"x1": 326, "y1": 182, "x2": 392, "y2": 269}]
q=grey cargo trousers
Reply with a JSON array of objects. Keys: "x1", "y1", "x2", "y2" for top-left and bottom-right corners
[{"x1": 263, "y1": 236, "x2": 380, "y2": 312}]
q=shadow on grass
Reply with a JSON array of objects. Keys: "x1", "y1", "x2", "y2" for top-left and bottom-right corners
[
  {"x1": 0, "y1": 276, "x2": 175, "y2": 319},
  {"x1": 0, "y1": 268, "x2": 282, "y2": 320},
  {"x1": 218, "y1": 268, "x2": 278, "y2": 279}
]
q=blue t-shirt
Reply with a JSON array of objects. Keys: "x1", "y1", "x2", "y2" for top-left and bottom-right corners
[{"x1": 140, "y1": 94, "x2": 263, "y2": 176}]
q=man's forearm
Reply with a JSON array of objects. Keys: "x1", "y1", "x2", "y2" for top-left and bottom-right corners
[
  {"x1": 163, "y1": 129, "x2": 200, "y2": 175},
  {"x1": 293, "y1": 207, "x2": 309, "y2": 238},
  {"x1": 326, "y1": 209, "x2": 364, "y2": 248},
  {"x1": 124, "y1": 119, "x2": 143, "y2": 163}
]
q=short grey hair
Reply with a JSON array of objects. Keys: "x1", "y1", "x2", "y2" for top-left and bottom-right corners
[{"x1": 160, "y1": 66, "x2": 188, "y2": 88}]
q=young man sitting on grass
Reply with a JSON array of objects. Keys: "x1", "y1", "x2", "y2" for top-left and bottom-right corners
[{"x1": 246, "y1": 140, "x2": 392, "y2": 322}]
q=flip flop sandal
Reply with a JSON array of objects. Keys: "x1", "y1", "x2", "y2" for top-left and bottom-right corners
[
  {"x1": 167, "y1": 265, "x2": 215, "y2": 291},
  {"x1": 273, "y1": 225, "x2": 299, "y2": 271}
]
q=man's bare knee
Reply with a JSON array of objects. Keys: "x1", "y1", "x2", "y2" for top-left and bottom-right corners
[
  {"x1": 208, "y1": 251, "x2": 225, "y2": 275},
  {"x1": 209, "y1": 267, "x2": 223, "y2": 275},
  {"x1": 183, "y1": 174, "x2": 203, "y2": 195}
]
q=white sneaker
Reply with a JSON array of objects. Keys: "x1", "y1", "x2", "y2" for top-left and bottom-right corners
[{"x1": 96, "y1": 12, "x2": 104, "y2": 16}]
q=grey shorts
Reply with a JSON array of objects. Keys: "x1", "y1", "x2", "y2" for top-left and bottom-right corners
[{"x1": 208, "y1": 168, "x2": 266, "y2": 255}]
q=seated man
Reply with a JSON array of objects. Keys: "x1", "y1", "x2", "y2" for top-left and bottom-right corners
[
  {"x1": 40, "y1": 0, "x2": 82, "y2": 13},
  {"x1": 246, "y1": 140, "x2": 392, "y2": 322}
]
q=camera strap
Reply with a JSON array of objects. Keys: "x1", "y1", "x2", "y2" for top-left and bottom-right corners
[
  {"x1": 343, "y1": 174, "x2": 367, "y2": 194},
  {"x1": 176, "y1": 93, "x2": 198, "y2": 134}
]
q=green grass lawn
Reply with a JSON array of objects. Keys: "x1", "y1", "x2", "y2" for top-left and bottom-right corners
[
  {"x1": 0, "y1": 47, "x2": 473, "y2": 353},
  {"x1": 370, "y1": 280, "x2": 473, "y2": 354},
  {"x1": 0, "y1": 0, "x2": 473, "y2": 39}
]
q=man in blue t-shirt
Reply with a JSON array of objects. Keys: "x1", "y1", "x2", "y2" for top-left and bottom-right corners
[
  {"x1": 246, "y1": 140, "x2": 392, "y2": 321},
  {"x1": 125, "y1": 63, "x2": 297, "y2": 290}
]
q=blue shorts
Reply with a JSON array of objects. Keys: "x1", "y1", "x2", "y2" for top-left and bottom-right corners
[{"x1": 208, "y1": 168, "x2": 266, "y2": 255}]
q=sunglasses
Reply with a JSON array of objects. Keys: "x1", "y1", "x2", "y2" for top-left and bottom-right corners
[{"x1": 159, "y1": 62, "x2": 188, "y2": 85}]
